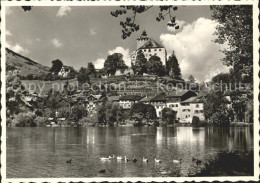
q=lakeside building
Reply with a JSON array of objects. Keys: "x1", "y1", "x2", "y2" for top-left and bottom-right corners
[
  {"x1": 118, "y1": 95, "x2": 144, "y2": 109},
  {"x1": 145, "y1": 90, "x2": 205, "y2": 122},
  {"x1": 131, "y1": 30, "x2": 167, "y2": 66}
]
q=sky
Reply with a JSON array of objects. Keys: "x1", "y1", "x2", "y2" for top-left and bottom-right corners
[{"x1": 5, "y1": 6, "x2": 229, "y2": 81}]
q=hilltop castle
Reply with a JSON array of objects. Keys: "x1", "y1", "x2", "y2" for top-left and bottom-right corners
[{"x1": 131, "y1": 30, "x2": 167, "y2": 66}]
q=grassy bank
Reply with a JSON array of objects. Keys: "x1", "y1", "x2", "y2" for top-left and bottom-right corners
[{"x1": 191, "y1": 150, "x2": 253, "y2": 176}]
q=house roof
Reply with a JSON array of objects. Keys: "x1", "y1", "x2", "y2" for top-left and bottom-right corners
[
  {"x1": 107, "y1": 95, "x2": 120, "y2": 102},
  {"x1": 166, "y1": 90, "x2": 195, "y2": 98},
  {"x1": 140, "y1": 96, "x2": 153, "y2": 102},
  {"x1": 181, "y1": 96, "x2": 202, "y2": 104},
  {"x1": 119, "y1": 95, "x2": 144, "y2": 101},
  {"x1": 150, "y1": 93, "x2": 167, "y2": 101},
  {"x1": 166, "y1": 97, "x2": 181, "y2": 103},
  {"x1": 139, "y1": 39, "x2": 164, "y2": 49}
]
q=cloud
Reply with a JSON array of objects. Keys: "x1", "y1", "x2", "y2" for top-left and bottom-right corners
[
  {"x1": 93, "y1": 47, "x2": 131, "y2": 70},
  {"x1": 90, "y1": 28, "x2": 96, "y2": 35},
  {"x1": 51, "y1": 38, "x2": 63, "y2": 48},
  {"x1": 160, "y1": 17, "x2": 230, "y2": 82},
  {"x1": 6, "y1": 30, "x2": 12, "y2": 36},
  {"x1": 108, "y1": 47, "x2": 131, "y2": 67},
  {"x1": 167, "y1": 20, "x2": 186, "y2": 32},
  {"x1": 93, "y1": 58, "x2": 105, "y2": 70},
  {"x1": 6, "y1": 42, "x2": 29, "y2": 55},
  {"x1": 56, "y1": 6, "x2": 72, "y2": 17}
]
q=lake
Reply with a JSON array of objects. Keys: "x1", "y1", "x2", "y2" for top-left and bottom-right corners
[{"x1": 6, "y1": 126, "x2": 253, "y2": 178}]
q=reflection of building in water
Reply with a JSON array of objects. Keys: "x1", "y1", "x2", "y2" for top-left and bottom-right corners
[
  {"x1": 86, "y1": 128, "x2": 96, "y2": 145},
  {"x1": 156, "y1": 127, "x2": 163, "y2": 149},
  {"x1": 156, "y1": 127, "x2": 178, "y2": 147},
  {"x1": 176, "y1": 127, "x2": 205, "y2": 156}
]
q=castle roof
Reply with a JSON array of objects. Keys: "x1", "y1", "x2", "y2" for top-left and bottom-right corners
[{"x1": 138, "y1": 39, "x2": 164, "y2": 49}]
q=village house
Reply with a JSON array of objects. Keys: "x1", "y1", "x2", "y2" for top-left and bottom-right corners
[
  {"x1": 179, "y1": 97, "x2": 205, "y2": 122},
  {"x1": 118, "y1": 95, "x2": 144, "y2": 109},
  {"x1": 131, "y1": 30, "x2": 167, "y2": 66},
  {"x1": 150, "y1": 94, "x2": 167, "y2": 117},
  {"x1": 146, "y1": 90, "x2": 206, "y2": 122},
  {"x1": 58, "y1": 66, "x2": 72, "y2": 78},
  {"x1": 85, "y1": 94, "x2": 105, "y2": 116}
]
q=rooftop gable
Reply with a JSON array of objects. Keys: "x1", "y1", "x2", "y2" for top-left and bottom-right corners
[
  {"x1": 166, "y1": 90, "x2": 196, "y2": 98},
  {"x1": 139, "y1": 39, "x2": 164, "y2": 49}
]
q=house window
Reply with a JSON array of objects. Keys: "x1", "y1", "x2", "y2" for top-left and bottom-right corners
[
  {"x1": 148, "y1": 49, "x2": 151, "y2": 52},
  {"x1": 159, "y1": 49, "x2": 162, "y2": 51},
  {"x1": 155, "y1": 49, "x2": 157, "y2": 51},
  {"x1": 176, "y1": 104, "x2": 178, "y2": 107},
  {"x1": 154, "y1": 53, "x2": 157, "y2": 56},
  {"x1": 196, "y1": 104, "x2": 199, "y2": 108},
  {"x1": 144, "y1": 49, "x2": 146, "y2": 52},
  {"x1": 149, "y1": 54, "x2": 152, "y2": 56}
]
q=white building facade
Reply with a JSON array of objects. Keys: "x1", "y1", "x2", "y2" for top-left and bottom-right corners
[{"x1": 131, "y1": 30, "x2": 167, "y2": 66}]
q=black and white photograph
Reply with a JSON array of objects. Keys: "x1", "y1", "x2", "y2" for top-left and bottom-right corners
[{"x1": 1, "y1": 0, "x2": 259, "y2": 182}]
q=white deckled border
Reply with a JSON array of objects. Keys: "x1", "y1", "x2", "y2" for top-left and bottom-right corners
[{"x1": 1, "y1": 0, "x2": 259, "y2": 182}]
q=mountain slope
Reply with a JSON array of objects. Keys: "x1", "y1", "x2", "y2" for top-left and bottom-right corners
[{"x1": 6, "y1": 48, "x2": 50, "y2": 77}]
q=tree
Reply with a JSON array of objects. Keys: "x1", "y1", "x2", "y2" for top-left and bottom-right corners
[
  {"x1": 145, "y1": 104, "x2": 157, "y2": 120},
  {"x1": 6, "y1": 74, "x2": 25, "y2": 117},
  {"x1": 230, "y1": 90, "x2": 247, "y2": 122},
  {"x1": 146, "y1": 55, "x2": 166, "y2": 76},
  {"x1": 162, "y1": 108, "x2": 176, "y2": 125},
  {"x1": 133, "y1": 50, "x2": 147, "y2": 75},
  {"x1": 130, "y1": 103, "x2": 157, "y2": 125},
  {"x1": 210, "y1": 5, "x2": 253, "y2": 83},
  {"x1": 45, "y1": 90, "x2": 63, "y2": 110},
  {"x1": 50, "y1": 59, "x2": 63, "y2": 75},
  {"x1": 188, "y1": 75, "x2": 195, "y2": 83},
  {"x1": 87, "y1": 62, "x2": 97, "y2": 77},
  {"x1": 77, "y1": 67, "x2": 90, "y2": 85},
  {"x1": 211, "y1": 73, "x2": 230, "y2": 85},
  {"x1": 204, "y1": 90, "x2": 231, "y2": 126},
  {"x1": 192, "y1": 116, "x2": 200, "y2": 126},
  {"x1": 105, "y1": 101, "x2": 118, "y2": 126},
  {"x1": 67, "y1": 67, "x2": 78, "y2": 79},
  {"x1": 97, "y1": 104, "x2": 107, "y2": 125},
  {"x1": 166, "y1": 51, "x2": 181, "y2": 79},
  {"x1": 111, "y1": 6, "x2": 179, "y2": 39},
  {"x1": 71, "y1": 106, "x2": 87, "y2": 123},
  {"x1": 103, "y1": 53, "x2": 128, "y2": 76}
]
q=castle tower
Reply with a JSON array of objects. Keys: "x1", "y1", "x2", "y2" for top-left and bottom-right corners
[{"x1": 137, "y1": 30, "x2": 150, "y2": 49}]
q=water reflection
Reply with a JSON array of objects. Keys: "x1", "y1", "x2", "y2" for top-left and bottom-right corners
[{"x1": 7, "y1": 126, "x2": 253, "y2": 178}]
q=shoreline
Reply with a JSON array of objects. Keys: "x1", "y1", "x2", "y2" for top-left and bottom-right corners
[{"x1": 7, "y1": 122, "x2": 253, "y2": 128}]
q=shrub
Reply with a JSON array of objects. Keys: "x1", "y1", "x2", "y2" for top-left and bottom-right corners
[
  {"x1": 212, "y1": 112, "x2": 230, "y2": 126},
  {"x1": 35, "y1": 116, "x2": 48, "y2": 127},
  {"x1": 192, "y1": 116, "x2": 200, "y2": 126},
  {"x1": 194, "y1": 150, "x2": 253, "y2": 176},
  {"x1": 78, "y1": 116, "x2": 98, "y2": 127},
  {"x1": 13, "y1": 112, "x2": 37, "y2": 127},
  {"x1": 34, "y1": 109, "x2": 43, "y2": 117}
]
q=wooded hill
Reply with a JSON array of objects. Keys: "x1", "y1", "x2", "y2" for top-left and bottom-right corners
[{"x1": 6, "y1": 48, "x2": 50, "y2": 77}]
